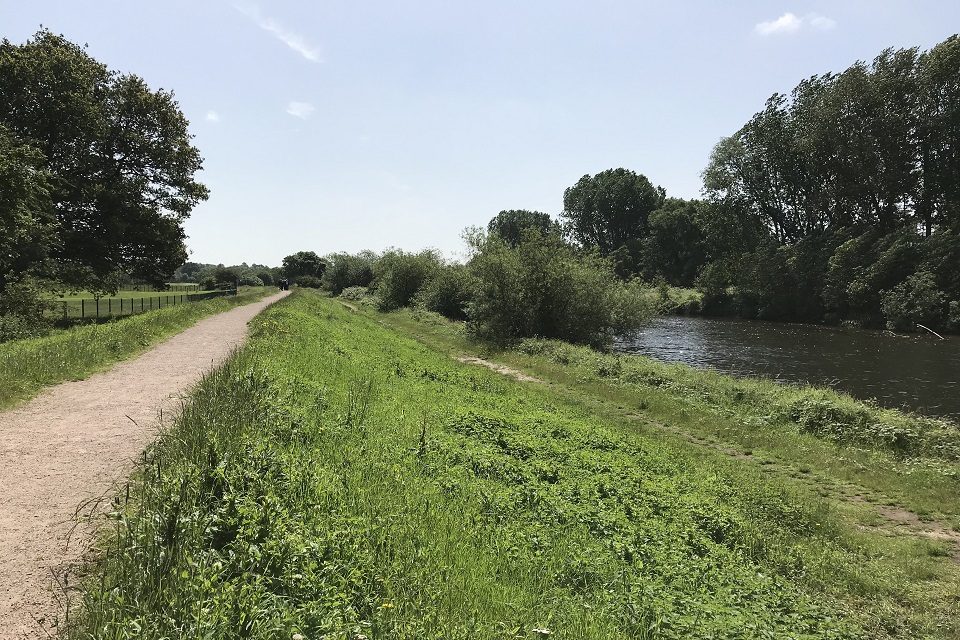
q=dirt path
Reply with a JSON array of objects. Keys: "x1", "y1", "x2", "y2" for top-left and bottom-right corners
[{"x1": 0, "y1": 291, "x2": 289, "y2": 639}]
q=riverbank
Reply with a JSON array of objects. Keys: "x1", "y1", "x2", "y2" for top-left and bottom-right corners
[
  {"x1": 616, "y1": 314, "x2": 960, "y2": 421},
  {"x1": 69, "y1": 291, "x2": 960, "y2": 639}
]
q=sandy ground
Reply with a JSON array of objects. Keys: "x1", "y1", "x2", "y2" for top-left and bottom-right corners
[{"x1": 0, "y1": 291, "x2": 289, "y2": 639}]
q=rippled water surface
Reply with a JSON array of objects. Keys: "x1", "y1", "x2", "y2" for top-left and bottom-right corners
[{"x1": 616, "y1": 316, "x2": 960, "y2": 421}]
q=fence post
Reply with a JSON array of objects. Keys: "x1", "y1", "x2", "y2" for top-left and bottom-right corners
[
  {"x1": 108, "y1": 298, "x2": 112, "y2": 315},
  {"x1": 96, "y1": 298, "x2": 100, "y2": 317},
  {"x1": 81, "y1": 299, "x2": 85, "y2": 318},
  {"x1": 62, "y1": 301, "x2": 67, "y2": 320}
]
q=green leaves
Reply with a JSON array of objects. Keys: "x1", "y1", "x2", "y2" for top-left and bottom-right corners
[{"x1": 0, "y1": 30, "x2": 207, "y2": 292}]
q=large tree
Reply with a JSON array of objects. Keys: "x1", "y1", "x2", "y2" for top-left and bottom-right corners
[
  {"x1": 280, "y1": 251, "x2": 326, "y2": 284},
  {"x1": 0, "y1": 30, "x2": 208, "y2": 292},
  {"x1": 561, "y1": 168, "x2": 665, "y2": 255}
]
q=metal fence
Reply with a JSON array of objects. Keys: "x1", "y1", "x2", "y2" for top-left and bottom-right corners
[
  {"x1": 119, "y1": 283, "x2": 201, "y2": 293},
  {"x1": 55, "y1": 289, "x2": 237, "y2": 320}
]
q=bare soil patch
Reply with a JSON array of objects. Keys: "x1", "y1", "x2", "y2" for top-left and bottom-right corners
[
  {"x1": 0, "y1": 291, "x2": 289, "y2": 639},
  {"x1": 454, "y1": 355, "x2": 544, "y2": 383}
]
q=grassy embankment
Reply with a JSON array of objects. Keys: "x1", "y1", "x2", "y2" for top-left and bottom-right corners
[
  {"x1": 70, "y1": 291, "x2": 960, "y2": 639},
  {"x1": 0, "y1": 286, "x2": 273, "y2": 410}
]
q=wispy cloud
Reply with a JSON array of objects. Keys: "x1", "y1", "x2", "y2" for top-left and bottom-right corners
[
  {"x1": 286, "y1": 101, "x2": 315, "y2": 119},
  {"x1": 206, "y1": 110, "x2": 220, "y2": 123},
  {"x1": 235, "y1": 3, "x2": 322, "y2": 62},
  {"x1": 754, "y1": 12, "x2": 836, "y2": 36},
  {"x1": 809, "y1": 14, "x2": 837, "y2": 31}
]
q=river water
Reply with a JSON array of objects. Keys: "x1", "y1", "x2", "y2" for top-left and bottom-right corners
[{"x1": 615, "y1": 316, "x2": 960, "y2": 422}]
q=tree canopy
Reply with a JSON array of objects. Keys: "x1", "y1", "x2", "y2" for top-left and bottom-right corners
[
  {"x1": 280, "y1": 251, "x2": 326, "y2": 284},
  {"x1": 561, "y1": 168, "x2": 665, "y2": 255},
  {"x1": 0, "y1": 30, "x2": 208, "y2": 293},
  {"x1": 486, "y1": 209, "x2": 558, "y2": 247}
]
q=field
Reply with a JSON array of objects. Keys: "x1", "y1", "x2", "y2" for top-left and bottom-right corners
[
  {"x1": 69, "y1": 291, "x2": 960, "y2": 639},
  {"x1": 49, "y1": 288, "x2": 230, "y2": 320}
]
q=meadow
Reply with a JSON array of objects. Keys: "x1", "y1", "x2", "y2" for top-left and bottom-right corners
[
  {"x1": 68, "y1": 291, "x2": 960, "y2": 639},
  {"x1": 0, "y1": 286, "x2": 272, "y2": 410}
]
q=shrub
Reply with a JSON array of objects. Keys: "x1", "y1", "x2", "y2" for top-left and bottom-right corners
[
  {"x1": 372, "y1": 249, "x2": 443, "y2": 312},
  {"x1": 414, "y1": 263, "x2": 475, "y2": 320},
  {"x1": 0, "y1": 278, "x2": 53, "y2": 343},
  {"x1": 339, "y1": 286, "x2": 370, "y2": 301},
  {"x1": 880, "y1": 270, "x2": 947, "y2": 331},
  {"x1": 0, "y1": 313, "x2": 51, "y2": 343},
  {"x1": 466, "y1": 229, "x2": 654, "y2": 348},
  {"x1": 322, "y1": 251, "x2": 377, "y2": 295},
  {"x1": 295, "y1": 275, "x2": 324, "y2": 289}
]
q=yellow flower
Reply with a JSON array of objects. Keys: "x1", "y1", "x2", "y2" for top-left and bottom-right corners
[{"x1": 380, "y1": 602, "x2": 394, "y2": 609}]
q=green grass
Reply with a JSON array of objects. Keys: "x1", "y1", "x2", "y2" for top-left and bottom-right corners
[
  {"x1": 48, "y1": 289, "x2": 232, "y2": 320},
  {"x1": 0, "y1": 286, "x2": 274, "y2": 410},
  {"x1": 69, "y1": 291, "x2": 960, "y2": 639}
]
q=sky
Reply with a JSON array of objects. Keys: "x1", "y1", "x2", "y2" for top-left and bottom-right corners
[{"x1": 2, "y1": 1, "x2": 959, "y2": 267}]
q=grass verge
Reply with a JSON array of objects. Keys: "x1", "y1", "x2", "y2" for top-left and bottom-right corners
[
  {"x1": 70, "y1": 292, "x2": 960, "y2": 639},
  {"x1": 0, "y1": 287, "x2": 274, "y2": 411}
]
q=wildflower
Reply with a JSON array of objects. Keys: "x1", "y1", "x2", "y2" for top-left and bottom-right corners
[
  {"x1": 380, "y1": 602, "x2": 394, "y2": 609},
  {"x1": 533, "y1": 629, "x2": 551, "y2": 638}
]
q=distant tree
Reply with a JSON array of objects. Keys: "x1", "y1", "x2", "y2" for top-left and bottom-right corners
[
  {"x1": 0, "y1": 30, "x2": 208, "y2": 292},
  {"x1": 322, "y1": 251, "x2": 377, "y2": 295},
  {"x1": 213, "y1": 266, "x2": 238, "y2": 290},
  {"x1": 639, "y1": 199, "x2": 708, "y2": 286},
  {"x1": 561, "y1": 168, "x2": 665, "y2": 257},
  {"x1": 487, "y1": 210, "x2": 559, "y2": 247},
  {"x1": 280, "y1": 251, "x2": 326, "y2": 284}
]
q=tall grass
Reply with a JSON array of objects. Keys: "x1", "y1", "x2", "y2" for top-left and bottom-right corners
[
  {"x1": 0, "y1": 287, "x2": 273, "y2": 410},
  {"x1": 69, "y1": 292, "x2": 960, "y2": 639}
]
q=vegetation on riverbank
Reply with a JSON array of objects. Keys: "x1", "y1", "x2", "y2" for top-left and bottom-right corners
[
  {"x1": 0, "y1": 286, "x2": 273, "y2": 411},
  {"x1": 70, "y1": 291, "x2": 960, "y2": 639}
]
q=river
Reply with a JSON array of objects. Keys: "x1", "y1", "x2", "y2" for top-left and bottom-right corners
[{"x1": 615, "y1": 316, "x2": 960, "y2": 422}]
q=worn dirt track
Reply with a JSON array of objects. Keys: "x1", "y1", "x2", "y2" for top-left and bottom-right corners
[{"x1": 0, "y1": 291, "x2": 289, "y2": 639}]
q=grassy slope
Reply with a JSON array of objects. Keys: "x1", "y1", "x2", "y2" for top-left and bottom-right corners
[
  {"x1": 0, "y1": 287, "x2": 274, "y2": 411},
  {"x1": 71, "y1": 292, "x2": 960, "y2": 639}
]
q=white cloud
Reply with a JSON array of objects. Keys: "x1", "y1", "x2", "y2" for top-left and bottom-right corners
[
  {"x1": 754, "y1": 12, "x2": 837, "y2": 36},
  {"x1": 809, "y1": 14, "x2": 837, "y2": 30},
  {"x1": 235, "y1": 3, "x2": 322, "y2": 63},
  {"x1": 206, "y1": 110, "x2": 220, "y2": 123},
  {"x1": 286, "y1": 101, "x2": 315, "y2": 119},
  {"x1": 755, "y1": 12, "x2": 803, "y2": 35}
]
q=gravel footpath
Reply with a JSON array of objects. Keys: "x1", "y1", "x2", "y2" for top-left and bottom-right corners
[{"x1": 0, "y1": 290, "x2": 289, "y2": 638}]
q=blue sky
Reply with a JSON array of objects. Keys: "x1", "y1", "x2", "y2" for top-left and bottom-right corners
[{"x1": 2, "y1": 1, "x2": 958, "y2": 266}]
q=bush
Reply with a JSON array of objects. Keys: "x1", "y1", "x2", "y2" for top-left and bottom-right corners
[
  {"x1": 466, "y1": 229, "x2": 654, "y2": 348},
  {"x1": 295, "y1": 275, "x2": 324, "y2": 289},
  {"x1": 0, "y1": 313, "x2": 51, "y2": 343},
  {"x1": 238, "y1": 275, "x2": 264, "y2": 287},
  {"x1": 372, "y1": 249, "x2": 443, "y2": 312},
  {"x1": 322, "y1": 251, "x2": 377, "y2": 295},
  {"x1": 0, "y1": 278, "x2": 53, "y2": 343},
  {"x1": 880, "y1": 270, "x2": 947, "y2": 331},
  {"x1": 414, "y1": 263, "x2": 475, "y2": 320},
  {"x1": 339, "y1": 286, "x2": 370, "y2": 301}
]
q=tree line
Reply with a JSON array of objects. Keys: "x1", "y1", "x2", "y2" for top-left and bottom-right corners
[{"x1": 697, "y1": 35, "x2": 960, "y2": 331}]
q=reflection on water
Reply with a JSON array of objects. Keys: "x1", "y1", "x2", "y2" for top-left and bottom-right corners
[{"x1": 615, "y1": 316, "x2": 960, "y2": 421}]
